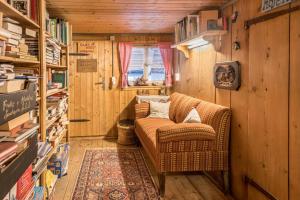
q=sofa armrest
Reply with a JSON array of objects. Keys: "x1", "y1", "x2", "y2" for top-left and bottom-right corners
[
  {"x1": 157, "y1": 123, "x2": 216, "y2": 143},
  {"x1": 135, "y1": 103, "x2": 150, "y2": 119}
]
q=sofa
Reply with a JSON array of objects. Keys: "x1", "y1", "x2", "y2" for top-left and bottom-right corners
[{"x1": 134, "y1": 92, "x2": 231, "y2": 196}]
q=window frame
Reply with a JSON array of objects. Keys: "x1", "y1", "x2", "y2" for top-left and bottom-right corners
[{"x1": 127, "y1": 45, "x2": 165, "y2": 87}]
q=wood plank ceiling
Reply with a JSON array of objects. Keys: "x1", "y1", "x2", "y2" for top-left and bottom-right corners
[{"x1": 46, "y1": 0, "x2": 226, "y2": 33}]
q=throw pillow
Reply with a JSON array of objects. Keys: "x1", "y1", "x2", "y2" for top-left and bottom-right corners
[
  {"x1": 148, "y1": 101, "x2": 170, "y2": 119},
  {"x1": 183, "y1": 108, "x2": 201, "y2": 123}
]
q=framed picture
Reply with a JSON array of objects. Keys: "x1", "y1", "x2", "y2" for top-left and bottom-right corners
[
  {"x1": 214, "y1": 61, "x2": 241, "y2": 90},
  {"x1": 261, "y1": 0, "x2": 292, "y2": 12},
  {"x1": 10, "y1": 0, "x2": 30, "y2": 16}
]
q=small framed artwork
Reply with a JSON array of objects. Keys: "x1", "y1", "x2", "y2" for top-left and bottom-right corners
[
  {"x1": 214, "y1": 61, "x2": 241, "y2": 91},
  {"x1": 10, "y1": 0, "x2": 30, "y2": 16}
]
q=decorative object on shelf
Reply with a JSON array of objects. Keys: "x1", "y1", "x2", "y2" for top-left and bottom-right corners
[
  {"x1": 261, "y1": 0, "x2": 292, "y2": 12},
  {"x1": 0, "y1": 82, "x2": 36, "y2": 124},
  {"x1": 134, "y1": 76, "x2": 148, "y2": 86},
  {"x1": 214, "y1": 61, "x2": 241, "y2": 90},
  {"x1": 233, "y1": 41, "x2": 241, "y2": 51},
  {"x1": 10, "y1": 0, "x2": 30, "y2": 16},
  {"x1": 231, "y1": 11, "x2": 239, "y2": 23},
  {"x1": 199, "y1": 10, "x2": 219, "y2": 32}
]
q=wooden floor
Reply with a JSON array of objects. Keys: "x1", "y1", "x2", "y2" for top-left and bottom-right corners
[{"x1": 53, "y1": 137, "x2": 233, "y2": 200}]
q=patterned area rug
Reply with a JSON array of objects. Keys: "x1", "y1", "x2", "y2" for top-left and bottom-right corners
[{"x1": 72, "y1": 148, "x2": 159, "y2": 200}]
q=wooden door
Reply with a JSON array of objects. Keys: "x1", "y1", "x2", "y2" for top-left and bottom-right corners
[
  {"x1": 248, "y1": 15, "x2": 289, "y2": 200},
  {"x1": 69, "y1": 41, "x2": 116, "y2": 137}
]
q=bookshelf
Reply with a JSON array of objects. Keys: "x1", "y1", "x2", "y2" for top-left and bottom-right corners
[{"x1": 0, "y1": 0, "x2": 71, "y2": 199}]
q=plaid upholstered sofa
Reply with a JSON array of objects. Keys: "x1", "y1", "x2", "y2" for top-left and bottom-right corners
[{"x1": 134, "y1": 92, "x2": 231, "y2": 196}]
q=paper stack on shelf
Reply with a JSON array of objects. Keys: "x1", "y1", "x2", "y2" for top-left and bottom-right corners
[
  {"x1": 46, "y1": 38, "x2": 61, "y2": 65},
  {"x1": 23, "y1": 28, "x2": 39, "y2": 59}
]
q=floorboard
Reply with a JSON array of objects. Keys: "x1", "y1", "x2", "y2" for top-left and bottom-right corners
[{"x1": 53, "y1": 137, "x2": 233, "y2": 200}]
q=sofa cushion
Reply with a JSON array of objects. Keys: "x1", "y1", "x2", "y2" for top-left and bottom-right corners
[
  {"x1": 174, "y1": 95, "x2": 201, "y2": 123},
  {"x1": 169, "y1": 92, "x2": 185, "y2": 121},
  {"x1": 135, "y1": 118, "x2": 175, "y2": 158}
]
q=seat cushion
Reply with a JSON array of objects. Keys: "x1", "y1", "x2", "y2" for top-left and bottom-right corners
[{"x1": 135, "y1": 118, "x2": 175, "y2": 158}]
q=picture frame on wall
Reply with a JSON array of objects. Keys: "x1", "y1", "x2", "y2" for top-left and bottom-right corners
[{"x1": 214, "y1": 61, "x2": 241, "y2": 91}]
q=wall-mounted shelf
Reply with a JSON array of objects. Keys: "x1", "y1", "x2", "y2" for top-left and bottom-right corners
[{"x1": 172, "y1": 30, "x2": 227, "y2": 58}]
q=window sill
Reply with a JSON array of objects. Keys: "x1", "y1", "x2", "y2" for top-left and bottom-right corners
[{"x1": 122, "y1": 85, "x2": 165, "y2": 91}]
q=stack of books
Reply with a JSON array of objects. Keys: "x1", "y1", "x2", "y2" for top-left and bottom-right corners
[
  {"x1": 24, "y1": 28, "x2": 38, "y2": 60},
  {"x1": 0, "y1": 27, "x2": 12, "y2": 56},
  {"x1": 46, "y1": 38, "x2": 61, "y2": 65},
  {"x1": 2, "y1": 18, "x2": 38, "y2": 61},
  {"x1": 0, "y1": 64, "x2": 25, "y2": 93},
  {"x1": 0, "y1": 112, "x2": 39, "y2": 170},
  {"x1": 0, "y1": 64, "x2": 15, "y2": 80},
  {"x1": 0, "y1": 142, "x2": 18, "y2": 169}
]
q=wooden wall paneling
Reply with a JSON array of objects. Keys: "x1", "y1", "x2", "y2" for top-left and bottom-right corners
[
  {"x1": 68, "y1": 42, "x2": 75, "y2": 136},
  {"x1": 91, "y1": 41, "x2": 100, "y2": 136},
  {"x1": 215, "y1": 6, "x2": 232, "y2": 107},
  {"x1": 230, "y1": 0, "x2": 249, "y2": 199},
  {"x1": 98, "y1": 41, "x2": 106, "y2": 136},
  {"x1": 248, "y1": 14, "x2": 289, "y2": 200},
  {"x1": 198, "y1": 45, "x2": 217, "y2": 102},
  {"x1": 289, "y1": 1, "x2": 300, "y2": 199}
]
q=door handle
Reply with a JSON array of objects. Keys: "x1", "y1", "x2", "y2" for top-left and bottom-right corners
[{"x1": 95, "y1": 82, "x2": 104, "y2": 85}]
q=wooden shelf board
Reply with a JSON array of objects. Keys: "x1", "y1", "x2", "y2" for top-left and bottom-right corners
[
  {"x1": 172, "y1": 30, "x2": 227, "y2": 48},
  {"x1": 46, "y1": 63, "x2": 67, "y2": 69},
  {"x1": 0, "y1": 56, "x2": 40, "y2": 65},
  {"x1": 46, "y1": 88, "x2": 67, "y2": 97},
  {"x1": 0, "y1": 0, "x2": 40, "y2": 29}
]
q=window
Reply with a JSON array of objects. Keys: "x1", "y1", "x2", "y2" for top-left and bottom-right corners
[{"x1": 127, "y1": 46, "x2": 165, "y2": 86}]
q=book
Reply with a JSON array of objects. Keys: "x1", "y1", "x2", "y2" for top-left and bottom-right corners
[
  {"x1": 7, "y1": 38, "x2": 19, "y2": 46},
  {"x1": 33, "y1": 186, "x2": 44, "y2": 200},
  {"x1": 0, "y1": 112, "x2": 30, "y2": 131},
  {"x1": 0, "y1": 27, "x2": 12, "y2": 39},
  {"x1": 24, "y1": 28, "x2": 37, "y2": 38},
  {"x1": 0, "y1": 142, "x2": 17, "y2": 163},
  {"x1": 0, "y1": 79, "x2": 25, "y2": 93},
  {"x1": 1, "y1": 122, "x2": 39, "y2": 143},
  {"x1": 17, "y1": 165, "x2": 33, "y2": 200},
  {"x1": 6, "y1": 45, "x2": 20, "y2": 53},
  {"x1": 3, "y1": 17, "x2": 20, "y2": 25},
  {"x1": 0, "y1": 73, "x2": 16, "y2": 80},
  {"x1": 30, "y1": 0, "x2": 37, "y2": 22},
  {"x1": 3, "y1": 22, "x2": 23, "y2": 35}
]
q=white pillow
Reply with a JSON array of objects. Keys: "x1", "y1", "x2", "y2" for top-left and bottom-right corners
[
  {"x1": 148, "y1": 101, "x2": 170, "y2": 119},
  {"x1": 183, "y1": 108, "x2": 201, "y2": 123}
]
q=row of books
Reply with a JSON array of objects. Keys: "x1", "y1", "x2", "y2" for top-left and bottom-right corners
[
  {"x1": 0, "y1": 17, "x2": 38, "y2": 60},
  {"x1": 175, "y1": 10, "x2": 228, "y2": 43},
  {"x1": 6, "y1": 0, "x2": 38, "y2": 23},
  {"x1": 46, "y1": 10, "x2": 70, "y2": 45}
]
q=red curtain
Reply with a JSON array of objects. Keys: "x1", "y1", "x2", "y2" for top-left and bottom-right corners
[
  {"x1": 119, "y1": 42, "x2": 133, "y2": 88},
  {"x1": 158, "y1": 43, "x2": 173, "y2": 87}
]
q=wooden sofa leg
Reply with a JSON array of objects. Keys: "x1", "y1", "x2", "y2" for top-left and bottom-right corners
[
  {"x1": 222, "y1": 171, "x2": 230, "y2": 194},
  {"x1": 158, "y1": 173, "x2": 166, "y2": 197}
]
